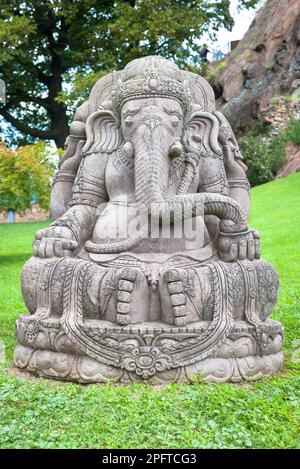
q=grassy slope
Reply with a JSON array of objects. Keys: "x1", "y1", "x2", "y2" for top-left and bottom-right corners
[{"x1": 0, "y1": 173, "x2": 299, "y2": 449}]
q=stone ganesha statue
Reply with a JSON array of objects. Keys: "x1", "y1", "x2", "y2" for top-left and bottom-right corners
[{"x1": 14, "y1": 56, "x2": 284, "y2": 384}]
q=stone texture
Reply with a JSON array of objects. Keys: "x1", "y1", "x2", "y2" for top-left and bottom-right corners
[
  {"x1": 259, "y1": 96, "x2": 300, "y2": 177},
  {"x1": 260, "y1": 97, "x2": 300, "y2": 137},
  {"x1": 14, "y1": 56, "x2": 283, "y2": 384}
]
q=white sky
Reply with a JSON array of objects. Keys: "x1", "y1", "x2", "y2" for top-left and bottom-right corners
[{"x1": 202, "y1": 0, "x2": 265, "y2": 53}]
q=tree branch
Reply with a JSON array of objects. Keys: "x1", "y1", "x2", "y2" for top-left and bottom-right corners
[
  {"x1": 0, "y1": 108, "x2": 56, "y2": 140},
  {"x1": 153, "y1": 39, "x2": 169, "y2": 52},
  {"x1": 26, "y1": 95, "x2": 52, "y2": 109},
  {"x1": 7, "y1": 92, "x2": 52, "y2": 110},
  {"x1": 36, "y1": 68, "x2": 52, "y2": 86}
]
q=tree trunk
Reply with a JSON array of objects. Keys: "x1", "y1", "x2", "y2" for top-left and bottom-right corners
[
  {"x1": 49, "y1": 102, "x2": 69, "y2": 148},
  {"x1": 48, "y1": 53, "x2": 69, "y2": 148}
]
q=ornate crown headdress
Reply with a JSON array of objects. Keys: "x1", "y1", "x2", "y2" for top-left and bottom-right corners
[
  {"x1": 87, "y1": 56, "x2": 215, "y2": 119},
  {"x1": 111, "y1": 56, "x2": 189, "y2": 110}
]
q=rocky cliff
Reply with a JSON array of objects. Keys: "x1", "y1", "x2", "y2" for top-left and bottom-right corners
[{"x1": 211, "y1": 0, "x2": 300, "y2": 135}]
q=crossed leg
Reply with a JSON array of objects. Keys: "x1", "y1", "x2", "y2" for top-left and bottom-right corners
[
  {"x1": 159, "y1": 259, "x2": 279, "y2": 326},
  {"x1": 22, "y1": 257, "x2": 149, "y2": 325}
]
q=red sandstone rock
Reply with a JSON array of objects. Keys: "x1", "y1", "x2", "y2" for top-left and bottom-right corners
[{"x1": 212, "y1": 0, "x2": 300, "y2": 134}]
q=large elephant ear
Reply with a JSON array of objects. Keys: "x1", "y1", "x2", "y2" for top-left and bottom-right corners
[
  {"x1": 185, "y1": 111, "x2": 222, "y2": 158},
  {"x1": 82, "y1": 110, "x2": 122, "y2": 155}
]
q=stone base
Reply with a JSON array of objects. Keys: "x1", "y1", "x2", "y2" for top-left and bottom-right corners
[
  {"x1": 13, "y1": 314, "x2": 284, "y2": 384},
  {"x1": 14, "y1": 344, "x2": 284, "y2": 385}
]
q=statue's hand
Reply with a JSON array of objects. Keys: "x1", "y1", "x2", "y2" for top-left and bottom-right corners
[
  {"x1": 223, "y1": 140, "x2": 246, "y2": 179},
  {"x1": 218, "y1": 228, "x2": 260, "y2": 262},
  {"x1": 33, "y1": 225, "x2": 78, "y2": 258}
]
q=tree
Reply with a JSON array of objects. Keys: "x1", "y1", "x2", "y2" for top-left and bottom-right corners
[
  {"x1": 0, "y1": 141, "x2": 57, "y2": 213},
  {"x1": 0, "y1": 0, "x2": 258, "y2": 148}
]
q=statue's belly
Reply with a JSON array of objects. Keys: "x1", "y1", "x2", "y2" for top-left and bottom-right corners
[
  {"x1": 92, "y1": 200, "x2": 135, "y2": 243},
  {"x1": 91, "y1": 200, "x2": 210, "y2": 254}
]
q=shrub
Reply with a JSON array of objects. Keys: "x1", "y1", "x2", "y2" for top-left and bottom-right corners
[
  {"x1": 0, "y1": 141, "x2": 57, "y2": 213},
  {"x1": 205, "y1": 59, "x2": 228, "y2": 81},
  {"x1": 240, "y1": 121, "x2": 286, "y2": 186},
  {"x1": 286, "y1": 119, "x2": 300, "y2": 146}
]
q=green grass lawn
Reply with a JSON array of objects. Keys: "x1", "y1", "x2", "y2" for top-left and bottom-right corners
[{"x1": 0, "y1": 173, "x2": 300, "y2": 449}]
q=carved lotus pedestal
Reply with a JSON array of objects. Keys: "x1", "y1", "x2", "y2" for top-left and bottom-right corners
[
  {"x1": 14, "y1": 316, "x2": 283, "y2": 384},
  {"x1": 13, "y1": 56, "x2": 284, "y2": 384}
]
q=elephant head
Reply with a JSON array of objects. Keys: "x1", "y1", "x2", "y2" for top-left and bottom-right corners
[
  {"x1": 82, "y1": 96, "x2": 185, "y2": 207},
  {"x1": 82, "y1": 57, "x2": 247, "y2": 254}
]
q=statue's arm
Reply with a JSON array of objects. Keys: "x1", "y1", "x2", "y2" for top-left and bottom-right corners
[
  {"x1": 34, "y1": 152, "x2": 109, "y2": 257},
  {"x1": 205, "y1": 110, "x2": 250, "y2": 221},
  {"x1": 217, "y1": 123, "x2": 260, "y2": 262},
  {"x1": 223, "y1": 142, "x2": 250, "y2": 222}
]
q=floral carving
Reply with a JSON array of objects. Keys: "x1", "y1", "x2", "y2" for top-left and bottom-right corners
[
  {"x1": 24, "y1": 320, "x2": 39, "y2": 343},
  {"x1": 121, "y1": 346, "x2": 173, "y2": 378}
]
